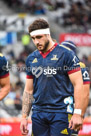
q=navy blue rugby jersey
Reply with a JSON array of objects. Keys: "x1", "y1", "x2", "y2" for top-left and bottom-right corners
[
  {"x1": 79, "y1": 62, "x2": 90, "y2": 84},
  {"x1": 0, "y1": 53, "x2": 9, "y2": 78},
  {"x1": 26, "y1": 43, "x2": 81, "y2": 114}
]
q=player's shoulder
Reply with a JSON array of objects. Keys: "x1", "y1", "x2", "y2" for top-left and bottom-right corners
[
  {"x1": 0, "y1": 53, "x2": 4, "y2": 57},
  {"x1": 57, "y1": 43, "x2": 74, "y2": 55},
  {"x1": 0, "y1": 53, "x2": 8, "y2": 69},
  {"x1": 0, "y1": 53, "x2": 7, "y2": 62},
  {"x1": 58, "y1": 43, "x2": 73, "y2": 52},
  {"x1": 59, "y1": 44, "x2": 71, "y2": 51},
  {"x1": 0, "y1": 53, "x2": 5, "y2": 60},
  {"x1": 26, "y1": 49, "x2": 39, "y2": 63},
  {"x1": 79, "y1": 62, "x2": 89, "y2": 74}
]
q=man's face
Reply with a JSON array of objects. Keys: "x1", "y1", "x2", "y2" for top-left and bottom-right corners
[{"x1": 31, "y1": 34, "x2": 49, "y2": 52}]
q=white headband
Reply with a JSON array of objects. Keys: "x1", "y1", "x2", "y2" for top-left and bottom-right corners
[{"x1": 30, "y1": 28, "x2": 50, "y2": 36}]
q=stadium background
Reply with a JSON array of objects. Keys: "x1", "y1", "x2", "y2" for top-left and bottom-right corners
[{"x1": 0, "y1": 0, "x2": 91, "y2": 135}]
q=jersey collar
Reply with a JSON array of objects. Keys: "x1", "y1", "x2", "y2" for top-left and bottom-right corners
[{"x1": 39, "y1": 43, "x2": 58, "y2": 58}]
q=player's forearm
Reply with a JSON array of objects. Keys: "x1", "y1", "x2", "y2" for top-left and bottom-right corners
[
  {"x1": 74, "y1": 84, "x2": 83, "y2": 110},
  {"x1": 82, "y1": 84, "x2": 90, "y2": 116},
  {"x1": 0, "y1": 86, "x2": 10, "y2": 101},
  {"x1": 82, "y1": 99, "x2": 89, "y2": 117},
  {"x1": 22, "y1": 91, "x2": 33, "y2": 118}
]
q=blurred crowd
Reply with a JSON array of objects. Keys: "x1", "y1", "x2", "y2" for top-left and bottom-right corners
[
  {"x1": 2, "y1": 0, "x2": 91, "y2": 33},
  {"x1": 0, "y1": 0, "x2": 91, "y2": 118},
  {"x1": 56, "y1": 0, "x2": 91, "y2": 32}
]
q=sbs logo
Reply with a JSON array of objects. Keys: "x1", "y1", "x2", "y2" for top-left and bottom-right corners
[
  {"x1": 43, "y1": 66, "x2": 57, "y2": 76},
  {"x1": 32, "y1": 66, "x2": 57, "y2": 78}
]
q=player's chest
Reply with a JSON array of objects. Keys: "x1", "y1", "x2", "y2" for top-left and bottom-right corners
[{"x1": 30, "y1": 53, "x2": 63, "y2": 68}]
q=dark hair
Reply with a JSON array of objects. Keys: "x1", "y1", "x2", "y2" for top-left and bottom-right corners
[{"x1": 28, "y1": 18, "x2": 49, "y2": 33}]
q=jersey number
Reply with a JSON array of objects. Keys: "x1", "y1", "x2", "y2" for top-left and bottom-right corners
[{"x1": 64, "y1": 96, "x2": 73, "y2": 113}]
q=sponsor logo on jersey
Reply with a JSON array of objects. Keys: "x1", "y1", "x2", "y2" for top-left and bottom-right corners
[
  {"x1": 72, "y1": 56, "x2": 80, "y2": 66},
  {"x1": 51, "y1": 55, "x2": 58, "y2": 60},
  {"x1": 43, "y1": 66, "x2": 57, "y2": 76},
  {"x1": 32, "y1": 66, "x2": 43, "y2": 78},
  {"x1": 68, "y1": 114, "x2": 72, "y2": 122},
  {"x1": 32, "y1": 58, "x2": 38, "y2": 63},
  {"x1": 83, "y1": 71, "x2": 90, "y2": 80},
  {"x1": 64, "y1": 96, "x2": 73, "y2": 113},
  {"x1": 72, "y1": 56, "x2": 77, "y2": 63},
  {"x1": 61, "y1": 128, "x2": 68, "y2": 135},
  {"x1": 32, "y1": 66, "x2": 57, "y2": 78}
]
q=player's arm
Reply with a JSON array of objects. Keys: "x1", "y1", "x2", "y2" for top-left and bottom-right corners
[
  {"x1": 68, "y1": 70, "x2": 83, "y2": 130},
  {"x1": 81, "y1": 66, "x2": 90, "y2": 117},
  {"x1": 69, "y1": 70, "x2": 83, "y2": 111},
  {"x1": 22, "y1": 56, "x2": 34, "y2": 119},
  {"x1": 20, "y1": 78, "x2": 33, "y2": 135},
  {"x1": 65, "y1": 51, "x2": 83, "y2": 112},
  {"x1": 0, "y1": 76, "x2": 10, "y2": 101},
  {"x1": 22, "y1": 78, "x2": 33, "y2": 118},
  {"x1": 82, "y1": 84, "x2": 90, "y2": 117}
]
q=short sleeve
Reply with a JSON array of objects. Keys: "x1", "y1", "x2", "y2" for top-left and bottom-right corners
[
  {"x1": 64, "y1": 51, "x2": 80, "y2": 75},
  {"x1": 0, "y1": 56, "x2": 9, "y2": 78},
  {"x1": 25, "y1": 57, "x2": 34, "y2": 79},
  {"x1": 81, "y1": 67, "x2": 90, "y2": 84}
]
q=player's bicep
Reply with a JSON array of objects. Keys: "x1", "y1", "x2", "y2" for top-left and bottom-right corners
[
  {"x1": 64, "y1": 51, "x2": 80, "y2": 74},
  {"x1": 24, "y1": 79, "x2": 33, "y2": 94},
  {"x1": 82, "y1": 69, "x2": 90, "y2": 84},
  {"x1": 68, "y1": 70, "x2": 83, "y2": 86},
  {"x1": 0, "y1": 76, "x2": 10, "y2": 87},
  {"x1": 83, "y1": 84, "x2": 90, "y2": 96}
]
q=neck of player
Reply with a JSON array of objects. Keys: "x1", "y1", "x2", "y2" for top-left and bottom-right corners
[{"x1": 43, "y1": 39, "x2": 55, "y2": 53}]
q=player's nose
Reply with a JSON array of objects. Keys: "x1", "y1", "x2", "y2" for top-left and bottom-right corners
[{"x1": 34, "y1": 39, "x2": 39, "y2": 45}]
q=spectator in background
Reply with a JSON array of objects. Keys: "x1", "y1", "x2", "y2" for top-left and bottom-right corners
[
  {"x1": 55, "y1": 0, "x2": 65, "y2": 10},
  {"x1": 34, "y1": 1, "x2": 46, "y2": 15}
]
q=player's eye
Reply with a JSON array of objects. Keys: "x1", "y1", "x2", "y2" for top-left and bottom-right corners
[
  {"x1": 31, "y1": 37, "x2": 35, "y2": 40},
  {"x1": 36, "y1": 36, "x2": 42, "y2": 39}
]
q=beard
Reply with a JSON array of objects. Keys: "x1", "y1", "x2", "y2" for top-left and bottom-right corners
[{"x1": 37, "y1": 40, "x2": 49, "y2": 52}]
